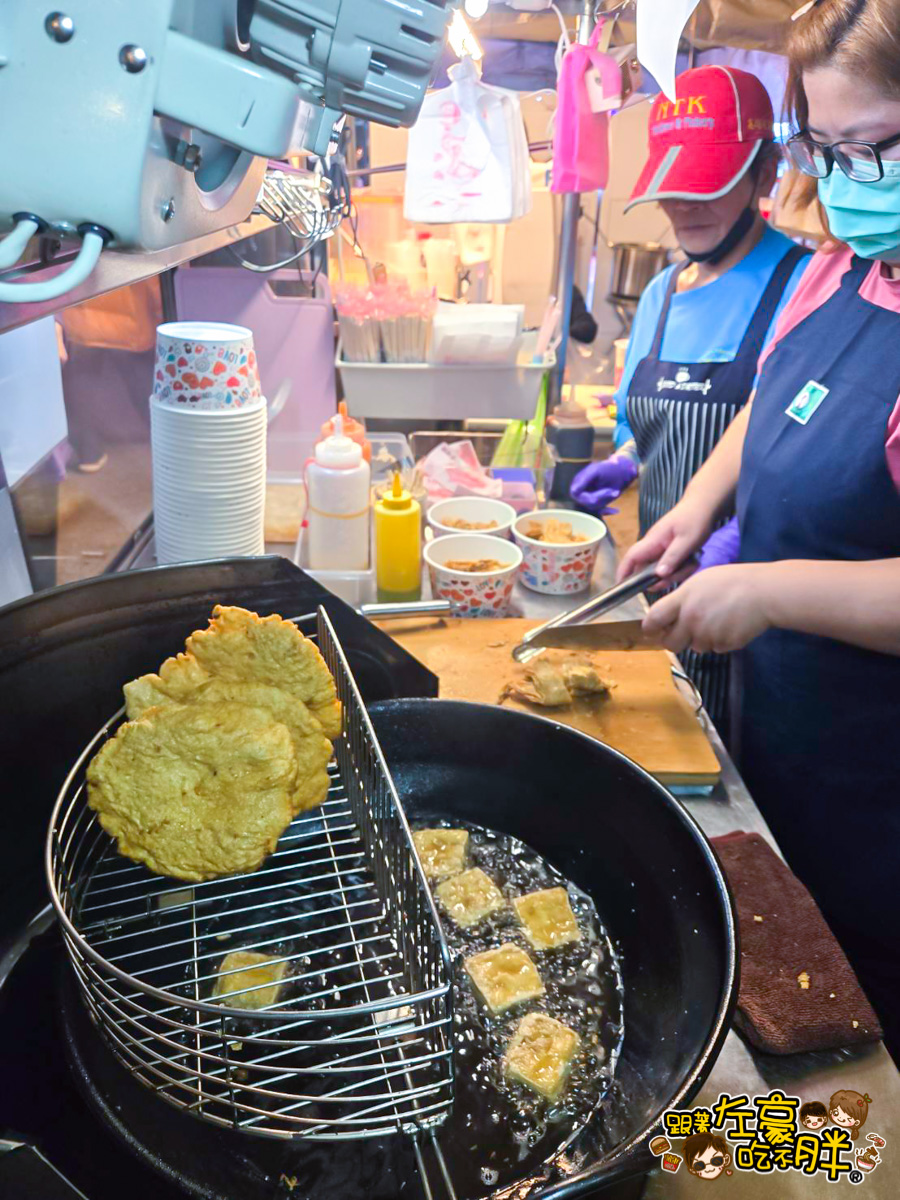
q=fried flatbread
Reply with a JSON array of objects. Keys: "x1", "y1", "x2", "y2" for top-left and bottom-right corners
[
  {"x1": 125, "y1": 676, "x2": 332, "y2": 815},
  {"x1": 186, "y1": 606, "x2": 341, "y2": 738},
  {"x1": 124, "y1": 652, "x2": 211, "y2": 716},
  {"x1": 87, "y1": 702, "x2": 298, "y2": 881}
]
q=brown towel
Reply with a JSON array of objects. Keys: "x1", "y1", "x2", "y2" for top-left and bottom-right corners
[{"x1": 712, "y1": 831, "x2": 882, "y2": 1055}]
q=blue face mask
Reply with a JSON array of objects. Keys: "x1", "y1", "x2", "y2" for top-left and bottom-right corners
[{"x1": 818, "y1": 160, "x2": 900, "y2": 259}]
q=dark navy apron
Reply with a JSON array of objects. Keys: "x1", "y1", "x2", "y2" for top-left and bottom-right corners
[
  {"x1": 737, "y1": 256, "x2": 900, "y2": 967},
  {"x1": 626, "y1": 245, "x2": 807, "y2": 729}
]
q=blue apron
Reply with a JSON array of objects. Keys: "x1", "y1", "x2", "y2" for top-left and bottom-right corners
[
  {"x1": 737, "y1": 256, "x2": 900, "y2": 954},
  {"x1": 627, "y1": 245, "x2": 807, "y2": 728}
]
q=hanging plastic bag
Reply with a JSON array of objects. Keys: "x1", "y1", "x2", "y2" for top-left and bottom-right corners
[
  {"x1": 551, "y1": 21, "x2": 622, "y2": 195},
  {"x1": 491, "y1": 84, "x2": 532, "y2": 219},
  {"x1": 405, "y1": 57, "x2": 529, "y2": 224}
]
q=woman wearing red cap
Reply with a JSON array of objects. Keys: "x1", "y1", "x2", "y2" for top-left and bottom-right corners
[
  {"x1": 620, "y1": 0, "x2": 900, "y2": 1056},
  {"x1": 572, "y1": 65, "x2": 809, "y2": 729}
]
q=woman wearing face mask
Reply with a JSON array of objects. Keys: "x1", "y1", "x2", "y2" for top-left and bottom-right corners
[
  {"x1": 619, "y1": 0, "x2": 900, "y2": 1056},
  {"x1": 572, "y1": 66, "x2": 809, "y2": 730}
]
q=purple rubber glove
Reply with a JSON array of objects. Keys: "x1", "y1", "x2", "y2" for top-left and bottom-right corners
[
  {"x1": 697, "y1": 516, "x2": 741, "y2": 571},
  {"x1": 570, "y1": 452, "x2": 638, "y2": 514}
]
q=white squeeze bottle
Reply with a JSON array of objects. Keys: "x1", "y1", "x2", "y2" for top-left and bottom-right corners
[{"x1": 306, "y1": 414, "x2": 371, "y2": 570}]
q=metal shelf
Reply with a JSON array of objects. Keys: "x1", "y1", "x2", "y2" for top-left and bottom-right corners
[{"x1": 0, "y1": 214, "x2": 277, "y2": 336}]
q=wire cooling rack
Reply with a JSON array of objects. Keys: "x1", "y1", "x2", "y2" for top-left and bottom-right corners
[{"x1": 46, "y1": 609, "x2": 454, "y2": 1141}]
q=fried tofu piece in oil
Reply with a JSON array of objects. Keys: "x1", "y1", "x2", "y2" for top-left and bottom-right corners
[
  {"x1": 213, "y1": 951, "x2": 287, "y2": 1009},
  {"x1": 504, "y1": 1012, "x2": 580, "y2": 1101},
  {"x1": 513, "y1": 887, "x2": 581, "y2": 951},
  {"x1": 435, "y1": 868, "x2": 505, "y2": 928},
  {"x1": 464, "y1": 943, "x2": 544, "y2": 1014},
  {"x1": 413, "y1": 829, "x2": 468, "y2": 880}
]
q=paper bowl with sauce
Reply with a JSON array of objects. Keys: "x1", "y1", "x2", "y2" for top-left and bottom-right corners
[
  {"x1": 424, "y1": 534, "x2": 523, "y2": 617},
  {"x1": 513, "y1": 510, "x2": 607, "y2": 595},
  {"x1": 428, "y1": 497, "x2": 517, "y2": 540}
]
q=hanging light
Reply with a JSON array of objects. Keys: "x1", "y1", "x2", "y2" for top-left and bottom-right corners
[
  {"x1": 464, "y1": 0, "x2": 489, "y2": 19},
  {"x1": 448, "y1": 9, "x2": 483, "y2": 59}
]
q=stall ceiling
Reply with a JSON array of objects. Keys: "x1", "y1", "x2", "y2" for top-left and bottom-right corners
[{"x1": 479, "y1": 0, "x2": 796, "y2": 51}]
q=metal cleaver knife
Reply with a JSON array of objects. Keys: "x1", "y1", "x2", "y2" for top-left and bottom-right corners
[{"x1": 522, "y1": 619, "x2": 661, "y2": 652}]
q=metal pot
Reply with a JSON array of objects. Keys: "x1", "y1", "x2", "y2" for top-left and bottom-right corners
[
  {"x1": 609, "y1": 244, "x2": 669, "y2": 303},
  {"x1": 371, "y1": 699, "x2": 737, "y2": 1198},
  {"x1": 56, "y1": 697, "x2": 736, "y2": 1200}
]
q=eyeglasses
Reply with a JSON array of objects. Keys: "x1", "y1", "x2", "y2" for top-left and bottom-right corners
[
  {"x1": 694, "y1": 1155, "x2": 726, "y2": 1170},
  {"x1": 787, "y1": 130, "x2": 900, "y2": 182}
]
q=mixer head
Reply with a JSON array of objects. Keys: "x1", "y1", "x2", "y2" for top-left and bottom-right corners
[{"x1": 0, "y1": 0, "x2": 457, "y2": 301}]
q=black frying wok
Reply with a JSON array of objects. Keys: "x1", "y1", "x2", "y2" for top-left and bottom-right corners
[
  {"x1": 369, "y1": 699, "x2": 738, "y2": 1197},
  {"x1": 57, "y1": 697, "x2": 736, "y2": 1200}
]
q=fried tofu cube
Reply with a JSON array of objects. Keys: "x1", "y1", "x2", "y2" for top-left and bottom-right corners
[
  {"x1": 504, "y1": 1012, "x2": 580, "y2": 1101},
  {"x1": 213, "y1": 951, "x2": 287, "y2": 1010},
  {"x1": 435, "y1": 868, "x2": 505, "y2": 928},
  {"x1": 513, "y1": 887, "x2": 581, "y2": 951},
  {"x1": 413, "y1": 828, "x2": 468, "y2": 880},
  {"x1": 464, "y1": 943, "x2": 544, "y2": 1013},
  {"x1": 560, "y1": 661, "x2": 610, "y2": 697}
]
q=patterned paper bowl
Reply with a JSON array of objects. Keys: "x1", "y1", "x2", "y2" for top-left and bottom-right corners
[
  {"x1": 512, "y1": 510, "x2": 607, "y2": 595},
  {"x1": 424, "y1": 535, "x2": 523, "y2": 617},
  {"x1": 428, "y1": 497, "x2": 517, "y2": 540},
  {"x1": 153, "y1": 322, "x2": 261, "y2": 410}
]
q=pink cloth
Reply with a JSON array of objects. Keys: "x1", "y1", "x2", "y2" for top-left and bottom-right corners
[
  {"x1": 418, "y1": 440, "x2": 536, "y2": 511},
  {"x1": 419, "y1": 440, "x2": 503, "y2": 503},
  {"x1": 759, "y1": 247, "x2": 900, "y2": 492}
]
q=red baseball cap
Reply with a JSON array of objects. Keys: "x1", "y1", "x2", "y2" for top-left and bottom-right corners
[{"x1": 626, "y1": 66, "x2": 774, "y2": 211}]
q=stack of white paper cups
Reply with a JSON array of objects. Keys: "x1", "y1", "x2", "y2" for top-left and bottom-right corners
[{"x1": 150, "y1": 322, "x2": 266, "y2": 564}]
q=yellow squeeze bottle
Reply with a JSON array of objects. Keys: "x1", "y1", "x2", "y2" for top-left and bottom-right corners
[{"x1": 374, "y1": 472, "x2": 421, "y2": 603}]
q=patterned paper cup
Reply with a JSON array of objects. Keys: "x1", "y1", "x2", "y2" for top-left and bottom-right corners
[
  {"x1": 513, "y1": 510, "x2": 607, "y2": 595},
  {"x1": 428, "y1": 497, "x2": 517, "y2": 540},
  {"x1": 153, "y1": 322, "x2": 261, "y2": 410},
  {"x1": 424, "y1": 534, "x2": 522, "y2": 617}
]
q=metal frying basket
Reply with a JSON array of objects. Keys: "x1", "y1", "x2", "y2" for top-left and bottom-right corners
[{"x1": 46, "y1": 609, "x2": 454, "y2": 1142}]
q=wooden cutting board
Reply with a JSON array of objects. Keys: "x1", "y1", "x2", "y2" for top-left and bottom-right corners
[{"x1": 378, "y1": 617, "x2": 721, "y2": 787}]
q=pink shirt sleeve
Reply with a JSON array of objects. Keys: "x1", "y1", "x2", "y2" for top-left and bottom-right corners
[{"x1": 756, "y1": 247, "x2": 900, "y2": 493}]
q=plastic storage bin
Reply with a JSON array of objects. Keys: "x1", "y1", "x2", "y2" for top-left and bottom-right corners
[
  {"x1": 337, "y1": 332, "x2": 554, "y2": 421},
  {"x1": 294, "y1": 521, "x2": 377, "y2": 607}
]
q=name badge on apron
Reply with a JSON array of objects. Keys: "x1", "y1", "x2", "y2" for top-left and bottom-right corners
[{"x1": 786, "y1": 380, "x2": 829, "y2": 426}]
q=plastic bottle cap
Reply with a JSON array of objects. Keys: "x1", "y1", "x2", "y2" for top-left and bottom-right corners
[
  {"x1": 314, "y1": 413, "x2": 363, "y2": 468},
  {"x1": 321, "y1": 403, "x2": 362, "y2": 441},
  {"x1": 552, "y1": 400, "x2": 590, "y2": 424},
  {"x1": 380, "y1": 470, "x2": 413, "y2": 510}
]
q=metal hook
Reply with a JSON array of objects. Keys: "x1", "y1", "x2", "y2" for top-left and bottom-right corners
[{"x1": 670, "y1": 666, "x2": 704, "y2": 714}]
